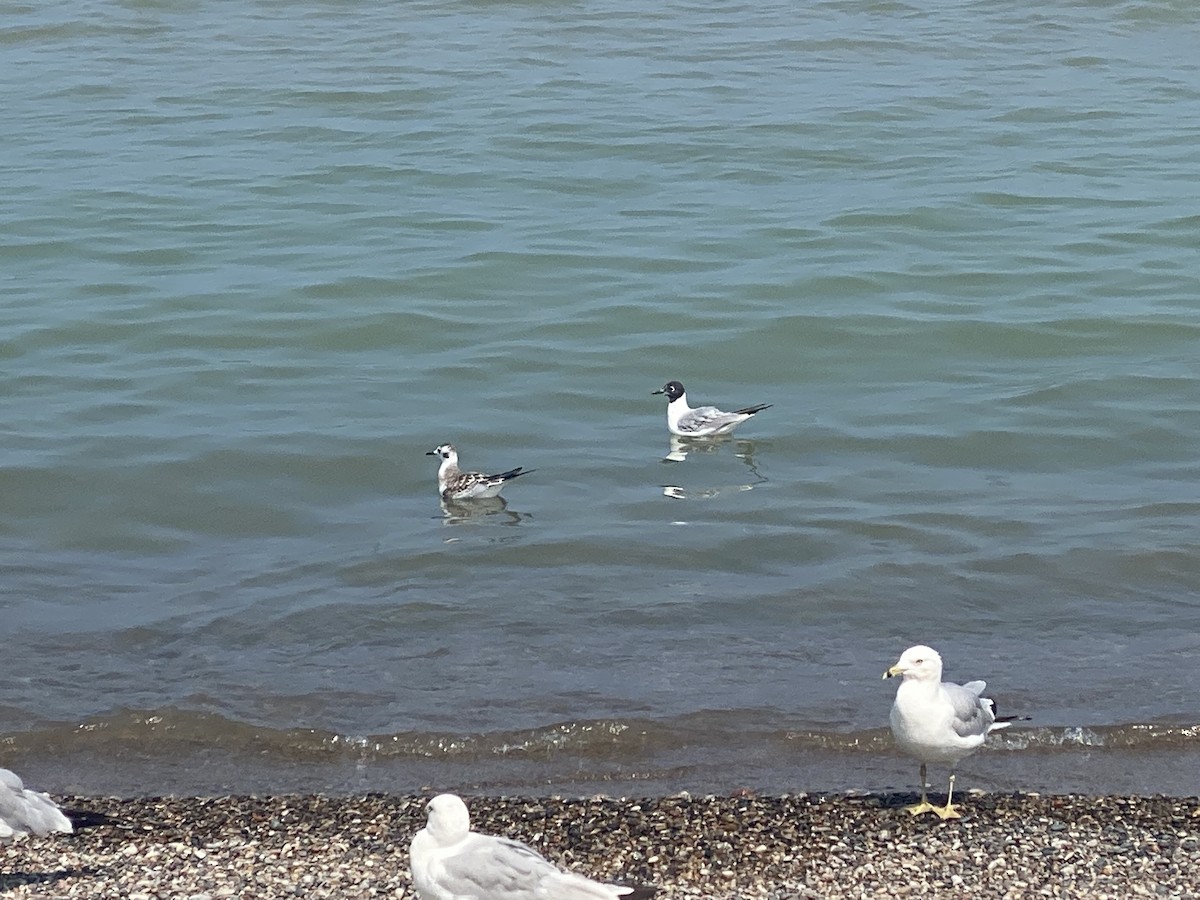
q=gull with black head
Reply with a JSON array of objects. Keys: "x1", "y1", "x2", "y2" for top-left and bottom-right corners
[
  {"x1": 652, "y1": 380, "x2": 771, "y2": 437},
  {"x1": 426, "y1": 444, "x2": 533, "y2": 502}
]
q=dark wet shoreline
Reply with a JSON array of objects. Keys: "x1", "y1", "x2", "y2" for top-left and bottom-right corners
[
  {"x1": 9, "y1": 744, "x2": 1200, "y2": 814},
  {"x1": 3, "y1": 792, "x2": 1199, "y2": 898}
]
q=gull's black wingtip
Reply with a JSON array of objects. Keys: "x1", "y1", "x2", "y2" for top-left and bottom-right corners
[
  {"x1": 734, "y1": 402, "x2": 772, "y2": 416},
  {"x1": 493, "y1": 467, "x2": 534, "y2": 481},
  {"x1": 621, "y1": 887, "x2": 658, "y2": 900},
  {"x1": 63, "y1": 808, "x2": 118, "y2": 831}
]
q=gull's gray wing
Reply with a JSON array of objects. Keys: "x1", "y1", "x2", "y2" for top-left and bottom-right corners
[
  {"x1": 437, "y1": 833, "x2": 625, "y2": 899},
  {"x1": 436, "y1": 834, "x2": 550, "y2": 896},
  {"x1": 677, "y1": 405, "x2": 740, "y2": 434},
  {"x1": 0, "y1": 769, "x2": 72, "y2": 837},
  {"x1": 943, "y1": 681, "x2": 995, "y2": 739}
]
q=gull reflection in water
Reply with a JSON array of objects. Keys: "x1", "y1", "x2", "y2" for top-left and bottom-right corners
[
  {"x1": 661, "y1": 437, "x2": 768, "y2": 500},
  {"x1": 437, "y1": 496, "x2": 526, "y2": 526}
]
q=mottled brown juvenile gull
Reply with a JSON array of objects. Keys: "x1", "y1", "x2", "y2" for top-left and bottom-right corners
[
  {"x1": 425, "y1": 444, "x2": 533, "y2": 501},
  {"x1": 410, "y1": 793, "x2": 655, "y2": 900},
  {"x1": 884, "y1": 644, "x2": 1025, "y2": 819},
  {"x1": 0, "y1": 767, "x2": 73, "y2": 840}
]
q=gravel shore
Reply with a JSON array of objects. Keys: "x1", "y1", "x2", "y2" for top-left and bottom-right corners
[{"x1": 2, "y1": 792, "x2": 1198, "y2": 899}]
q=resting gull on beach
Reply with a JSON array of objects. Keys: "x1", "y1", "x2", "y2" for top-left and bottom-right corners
[
  {"x1": 0, "y1": 767, "x2": 73, "y2": 840},
  {"x1": 884, "y1": 644, "x2": 1026, "y2": 819},
  {"x1": 410, "y1": 793, "x2": 655, "y2": 900}
]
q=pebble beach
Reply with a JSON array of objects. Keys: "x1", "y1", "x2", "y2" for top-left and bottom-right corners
[{"x1": 3, "y1": 792, "x2": 1199, "y2": 899}]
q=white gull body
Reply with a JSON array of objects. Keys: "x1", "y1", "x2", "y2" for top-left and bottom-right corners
[
  {"x1": 0, "y1": 768, "x2": 73, "y2": 841},
  {"x1": 652, "y1": 380, "x2": 770, "y2": 437},
  {"x1": 410, "y1": 793, "x2": 653, "y2": 900},
  {"x1": 884, "y1": 644, "x2": 1020, "y2": 818}
]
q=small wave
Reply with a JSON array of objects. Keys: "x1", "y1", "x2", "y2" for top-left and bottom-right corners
[
  {"x1": 998, "y1": 722, "x2": 1200, "y2": 752},
  {"x1": 4, "y1": 708, "x2": 658, "y2": 763},
  {"x1": 783, "y1": 723, "x2": 1200, "y2": 754},
  {"x1": 7, "y1": 709, "x2": 1199, "y2": 765}
]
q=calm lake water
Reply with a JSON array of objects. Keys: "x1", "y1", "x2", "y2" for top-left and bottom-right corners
[{"x1": 3, "y1": 0, "x2": 1200, "y2": 798}]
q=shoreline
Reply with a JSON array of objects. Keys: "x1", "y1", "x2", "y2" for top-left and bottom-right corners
[
  {"x1": 10, "y1": 735, "x2": 1200, "y2": 801},
  {"x1": 2, "y1": 792, "x2": 1199, "y2": 898}
]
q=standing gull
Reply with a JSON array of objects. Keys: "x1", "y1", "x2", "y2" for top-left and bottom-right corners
[
  {"x1": 426, "y1": 444, "x2": 533, "y2": 501},
  {"x1": 884, "y1": 645, "x2": 1025, "y2": 819},
  {"x1": 0, "y1": 768, "x2": 73, "y2": 841},
  {"x1": 411, "y1": 793, "x2": 655, "y2": 900},
  {"x1": 652, "y1": 380, "x2": 771, "y2": 437}
]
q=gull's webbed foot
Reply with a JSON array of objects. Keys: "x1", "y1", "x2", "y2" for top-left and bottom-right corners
[
  {"x1": 933, "y1": 801, "x2": 962, "y2": 820},
  {"x1": 903, "y1": 797, "x2": 937, "y2": 816}
]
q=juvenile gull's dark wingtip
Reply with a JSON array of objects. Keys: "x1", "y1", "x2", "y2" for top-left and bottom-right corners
[{"x1": 491, "y1": 467, "x2": 534, "y2": 481}]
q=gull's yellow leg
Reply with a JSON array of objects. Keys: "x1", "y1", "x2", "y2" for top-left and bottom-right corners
[
  {"x1": 904, "y1": 762, "x2": 937, "y2": 816},
  {"x1": 933, "y1": 772, "x2": 963, "y2": 819}
]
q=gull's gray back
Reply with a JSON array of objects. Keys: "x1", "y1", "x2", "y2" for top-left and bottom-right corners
[
  {"x1": 438, "y1": 833, "x2": 625, "y2": 899},
  {"x1": 943, "y1": 680, "x2": 996, "y2": 739},
  {"x1": 678, "y1": 405, "x2": 737, "y2": 433},
  {"x1": 0, "y1": 769, "x2": 71, "y2": 839}
]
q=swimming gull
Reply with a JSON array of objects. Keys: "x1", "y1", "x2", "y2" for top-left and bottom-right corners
[
  {"x1": 651, "y1": 380, "x2": 771, "y2": 437},
  {"x1": 426, "y1": 444, "x2": 533, "y2": 501}
]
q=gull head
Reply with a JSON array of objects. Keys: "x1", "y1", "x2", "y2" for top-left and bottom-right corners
[
  {"x1": 883, "y1": 645, "x2": 943, "y2": 681},
  {"x1": 424, "y1": 793, "x2": 471, "y2": 845},
  {"x1": 653, "y1": 380, "x2": 685, "y2": 402},
  {"x1": 426, "y1": 444, "x2": 458, "y2": 463}
]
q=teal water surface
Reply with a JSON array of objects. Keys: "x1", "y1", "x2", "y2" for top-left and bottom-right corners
[{"x1": 3, "y1": 0, "x2": 1200, "y2": 796}]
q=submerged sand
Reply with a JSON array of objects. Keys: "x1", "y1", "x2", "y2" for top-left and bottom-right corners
[{"x1": 2, "y1": 792, "x2": 1199, "y2": 899}]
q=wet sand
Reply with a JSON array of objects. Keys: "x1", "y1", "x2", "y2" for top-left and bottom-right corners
[{"x1": 2, "y1": 792, "x2": 1198, "y2": 898}]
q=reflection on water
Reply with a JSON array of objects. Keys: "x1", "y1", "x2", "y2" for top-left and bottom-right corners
[
  {"x1": 437, "y1": 497, "x2": 527, "y2": 526},
  {"x1": 663, "y1": 484, "x2": 762, "y2": 500},
  {"x1": 663, "y1": 434, "x2": 712, "y2": 463},
  {"x1": 662, "y1": 435, "x2": 762, "y2": 464},
  {"x1": 660, "y1": 437, "x2": 769, "y2": 499}
]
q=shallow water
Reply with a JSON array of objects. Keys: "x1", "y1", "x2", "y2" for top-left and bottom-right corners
[{"x1": 3, "y1": 0, "x2": 1200, "y2": 797}]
